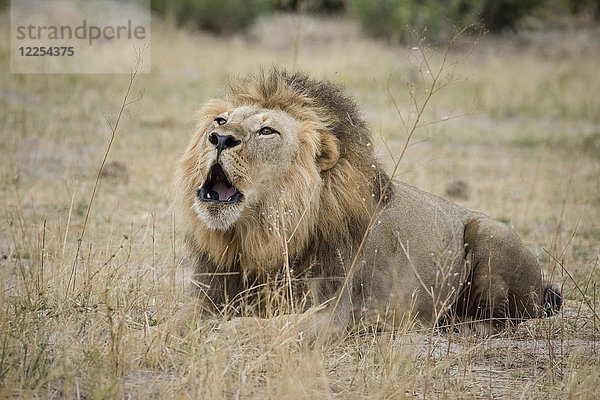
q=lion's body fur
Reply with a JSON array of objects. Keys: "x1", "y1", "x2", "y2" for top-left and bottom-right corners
[{"x1": 173, "y1": 68, "x2": 560, "y2": 337}]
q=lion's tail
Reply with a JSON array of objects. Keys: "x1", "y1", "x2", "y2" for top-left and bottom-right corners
[{"x1": 542, "y1": 285, "x2": 562, "y2": 317}]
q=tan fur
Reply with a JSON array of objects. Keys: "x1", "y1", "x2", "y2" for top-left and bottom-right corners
[{"x1": 173, "y1": 68, "x2": 560, "y2": 339}]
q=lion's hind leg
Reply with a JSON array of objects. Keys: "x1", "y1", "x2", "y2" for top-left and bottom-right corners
[{"x1": 452, "y1": 218, "x2": 550, "y2": 331}]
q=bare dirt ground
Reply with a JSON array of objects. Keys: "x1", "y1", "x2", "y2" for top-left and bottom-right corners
[{"x1": 0, "y1": 11, "x2": 599, "y2": 399}]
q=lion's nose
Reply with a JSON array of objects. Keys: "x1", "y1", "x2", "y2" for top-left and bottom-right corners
[{"x1": 209, "y1": 132, "x2": 240, "y2": 158}]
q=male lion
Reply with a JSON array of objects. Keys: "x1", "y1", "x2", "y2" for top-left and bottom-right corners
[{"x1": 173, "y1": 69, "x2": 561, "y2": 339}]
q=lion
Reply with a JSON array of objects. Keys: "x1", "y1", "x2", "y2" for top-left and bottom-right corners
[{"x1": 173, "y1": 68, "x2": 561, "y2": 339}]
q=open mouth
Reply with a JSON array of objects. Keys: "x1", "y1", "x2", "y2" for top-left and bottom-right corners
[{"x1": 198, "y1": 163, "x2": 242, "y2": 204}]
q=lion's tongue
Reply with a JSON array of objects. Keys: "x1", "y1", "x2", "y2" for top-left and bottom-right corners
[{"x1": 213, "y1": 182, "x2": 236, "y2": 201}]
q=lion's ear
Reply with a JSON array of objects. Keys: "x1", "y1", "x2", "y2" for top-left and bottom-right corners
[{"x1": 317, "y1": 133, "x2": 340, "y2": 172}]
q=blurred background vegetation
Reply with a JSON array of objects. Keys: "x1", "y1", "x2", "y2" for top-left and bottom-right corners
[
  {"x1": 2, "y1": 0, "x2": 595, "y2": 40},
  {"x1": 145, "y1": 0, "x2": 599, "y2": 41}
]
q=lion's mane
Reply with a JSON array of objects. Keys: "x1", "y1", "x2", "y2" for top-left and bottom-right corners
[{"x1": 173, "y1": 69, "x2": 391, "y2": 293}]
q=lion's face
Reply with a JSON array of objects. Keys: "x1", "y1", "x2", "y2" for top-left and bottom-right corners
[{"x1": 193, "y1": 105, "x2": 303, "y2": 231}]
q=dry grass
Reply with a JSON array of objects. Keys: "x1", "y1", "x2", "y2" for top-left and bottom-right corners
[{"x1": 0, "y1": 10, "x2": 599, "y2": 399}]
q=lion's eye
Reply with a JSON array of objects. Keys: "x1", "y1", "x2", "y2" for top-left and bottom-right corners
[
  {"x1": 214, "y1": 117, "x2": 227, "y2": 126},
  {"x1": 258, "y1": 126, "x2": 278, "y2": 136}
]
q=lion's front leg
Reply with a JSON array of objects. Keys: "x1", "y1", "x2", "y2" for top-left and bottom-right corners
[
  {"x1": 189, "y1": 250, "x2": 243, "y2": 317},
  {"x1": 217, "y1": 282, "x2": 354, "y2": 344},
  {"x1": 217, "y1": 304, "x2": 351, "y2": 345}
]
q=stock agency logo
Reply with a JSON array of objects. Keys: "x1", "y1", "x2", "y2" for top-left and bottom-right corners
[{"x1": 11, "y1": 0, "x2": 151, "y2": 74}]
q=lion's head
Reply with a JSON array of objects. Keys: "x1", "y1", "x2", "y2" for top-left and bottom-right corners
[
  {"x1": 193, "y1": 105, "x2": 302, "y2": 230},
  {"x1": 173, "y1": 69, "x2": 391, "y2": 274}
]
